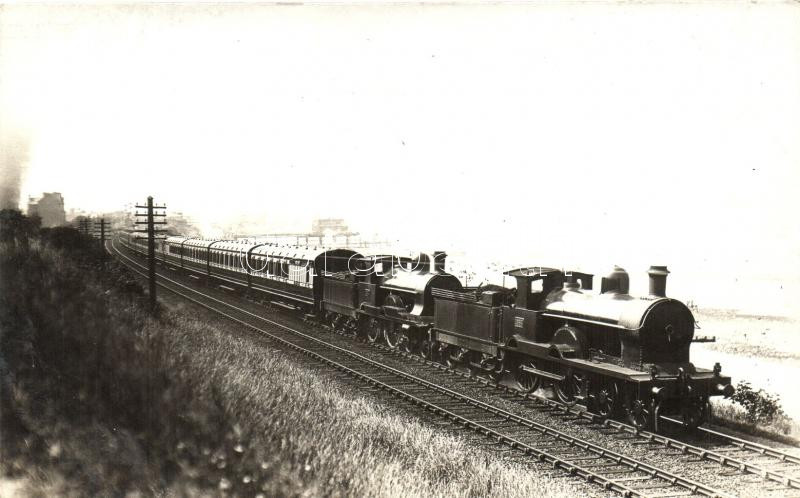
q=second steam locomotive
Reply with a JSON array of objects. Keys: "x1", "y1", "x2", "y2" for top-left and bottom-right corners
[{"x1": 124, "y1": 233, "x2": 734, "y2": 431}]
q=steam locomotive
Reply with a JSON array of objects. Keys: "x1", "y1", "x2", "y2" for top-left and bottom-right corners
[{"x1": 123, "y1": 233, "x2": 733, "y2": 431}]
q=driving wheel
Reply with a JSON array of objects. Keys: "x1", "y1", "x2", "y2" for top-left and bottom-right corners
[
  {"x1": 595, "y1": 382, "x2": 621, "y2": 418},
  {"x1": 384, "y1": 322, "x2": 401, "y2": 349},
  {"x1": 554, "y1": 368, "x2": 588, "y2": 405},
  {"x1": 514, "y1": 359, "x2": 542, "y2": 394}
]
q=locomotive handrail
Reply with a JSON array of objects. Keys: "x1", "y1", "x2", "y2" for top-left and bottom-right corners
[{"x1": 539, "y1": 312, "x2": 640, "y2": 330}]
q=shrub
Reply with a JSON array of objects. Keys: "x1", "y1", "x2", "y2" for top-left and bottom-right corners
[
  {"x1": 729, "y1": 380, "x2": 785, "y2": 424},
  {"x1": 0, "y1": 209, "x2": 40, "y2": 243}
]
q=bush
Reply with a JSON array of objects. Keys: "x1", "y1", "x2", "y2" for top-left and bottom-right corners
[
  {"x1": 729, "y1": 380, "x2": 785, "y2": 424},
  {"x1": 0, "y1": 209, "x2": 40, "y2": 243}
]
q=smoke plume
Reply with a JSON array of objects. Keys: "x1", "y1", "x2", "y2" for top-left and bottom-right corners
[{"x1": 0, "y1": 131, "x2": 29, "y2": 210}]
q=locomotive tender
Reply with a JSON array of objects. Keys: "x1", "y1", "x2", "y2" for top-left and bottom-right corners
[{"x1": 123, "y1": 233, "x2": 733, "y2": 431}]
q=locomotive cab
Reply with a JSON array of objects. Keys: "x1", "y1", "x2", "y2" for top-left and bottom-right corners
[{"x1": 500, "y1": 267, "x2": 593, "y2": 344}]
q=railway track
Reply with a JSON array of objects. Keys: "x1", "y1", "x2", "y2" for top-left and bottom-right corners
[
  {"x1": 382, "y1": 339, "x2": 800, "y2": 494},
  {"x1": 110, "y1": 238, "x2": 733, "y2": 498}
]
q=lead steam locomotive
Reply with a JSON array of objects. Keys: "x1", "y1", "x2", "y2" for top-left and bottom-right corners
[{"x1": 124, "y1": 233, "x2": 734, "y2": 431}]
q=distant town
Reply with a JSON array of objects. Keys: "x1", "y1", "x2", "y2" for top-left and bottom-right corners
[{"x1": 20, "y1": 192, "x2": 386, "y2": 250}]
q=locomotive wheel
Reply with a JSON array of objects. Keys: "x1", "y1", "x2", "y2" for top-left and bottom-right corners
[
  {"x1": 627, "y1": 399, "x2": 653, "y2": 431},
  {"x1": 487, "y1": 351, "x2": 505, "y2": 383},
  {"x1": 514, "y1": 359, "x2": 542, "y2": 394},
  {"x1": 345, "y1": 318, "x2": 359, "y2": 337},
  {"x1": 436, "y1": 343, "x2": 450, "y2": 366},
  {"x1": 596, "y1": 382, "x2": 621, "y2": 418},
  {"x1": 397, "y1": 328, "x2": 414, "y2": 353},
  {"x1": 469, "y1": 352, "x2": 500, "y2": 380},
  {"x1": 683, "y1": 397, "x2": 709, "y2": 430},
  {"x1": 446, "y1": 347, "x2": 470, "y2": 369},
  {"x1": 419, "y1": 337, "x2": 434, "y2": 361},
  {"x1": 554, "y1": 369, "x2": 588, "y2": 406},
  {"x1": 331, "y1": 314, "x2": 345, "y2": 334},
  {"x1": 324, "y1": 312, "x2": 336, "y2": 330},
  {"x1": 384, "y1": 322, "x2": 401, "y2": 349},
  {"x1": 366, "y1": 318, "x2": 382, "y2": 344}
]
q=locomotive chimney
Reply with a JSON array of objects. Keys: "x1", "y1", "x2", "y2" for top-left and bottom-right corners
[
  {"x1": 648, "y1": 266, "x2": 670, "y2": 297},
  {"x1": 433, "y1": 251, "x2": 447, "y2": 273}
]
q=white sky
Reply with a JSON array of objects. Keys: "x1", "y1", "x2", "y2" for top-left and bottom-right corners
[{"x1": 2, "y1": 2, "x2": 799, "y2": 313}]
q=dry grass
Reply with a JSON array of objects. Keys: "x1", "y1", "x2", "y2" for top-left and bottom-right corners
[{"x1": 0, "y1": 220, "x2": 577, "y2": 497}]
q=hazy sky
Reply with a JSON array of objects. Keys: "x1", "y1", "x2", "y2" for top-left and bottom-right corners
[{"x1": 2, "y1": 2, "x2": 799, "y2": 312}]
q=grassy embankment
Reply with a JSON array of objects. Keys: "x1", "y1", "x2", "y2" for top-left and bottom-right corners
[{"x1": 0, "y1": 213, "x2": 575, "y2": 496}]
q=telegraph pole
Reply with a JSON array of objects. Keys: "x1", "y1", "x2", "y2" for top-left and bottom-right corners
[
  {"x1": 134, "y1": 197, "x2": 167, "y2": 310},
  {"x1": 94, "y1": 217, "x2": 111, "y2": 248},
  {"x1": 79, "y1": 217, "x2": 92, "y2": 236},
  {"x1": 132, "y1": 196, "x2": 166, "y2": 465}
]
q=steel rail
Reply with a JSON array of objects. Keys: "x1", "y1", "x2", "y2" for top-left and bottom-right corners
[
  {"x1": 111, "y1": 239, "x2": 732, "y2": 498},
  {"x1": 386, "y1": 345, "x2": 800, "y2": 491},
  {"x1": 687, "y1": 423, "x2": 800, "y2": 465}
]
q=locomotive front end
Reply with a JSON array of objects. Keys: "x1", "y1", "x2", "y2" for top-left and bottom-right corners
[
  {"x1": 537, "y1": 265, "x2": 734, "y2": 430},
  {"x1": 622, "y1": 295, "x2": 734, "y2": 430}
]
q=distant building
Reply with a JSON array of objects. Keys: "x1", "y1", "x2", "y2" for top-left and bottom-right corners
[
  {"x1": 27, "y1": 192, "x2": 66, "y2": 227},
  {"x1": 166, "y1": 211, "x2": 201, "y2": 237},
  {"x1": 311, "y1": 218, "x2": 348, "y2": 236}
]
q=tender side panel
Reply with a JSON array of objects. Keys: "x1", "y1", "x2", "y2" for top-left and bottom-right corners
[
  {"x1": 433, "y1": 297, "x2": 500, "y2": 355},
  {"x1": 323, "y1": 277, "x2": 358, "y2": 317}
]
